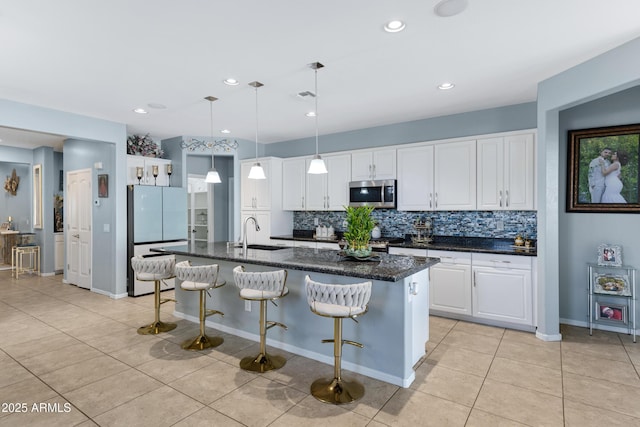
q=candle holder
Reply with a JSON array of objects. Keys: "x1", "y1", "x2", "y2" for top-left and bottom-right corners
[
  {"x1": 136, "y1": 167, "x2": 144, "y2": 185},
  {"x1": 152, "y1": 165, "x2": 159, "y2": 186},
  {"x1": 166, "y1": 164, "x2": 172, "y2": 187}
]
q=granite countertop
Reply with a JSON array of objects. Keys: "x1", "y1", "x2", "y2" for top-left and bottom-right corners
[
  {"x1": 151, "y1": 242, "x2": 439, "y2": 282},
  {"x1": 389, "y1": 236, "x2": 537, "y2": 256},
  {"x1": 272, "y1": 232, "x2": 537, "y2": 256}
]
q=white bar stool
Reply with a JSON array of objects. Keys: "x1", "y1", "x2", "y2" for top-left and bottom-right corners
[
  {"x1": 175, "y1": 260, "x2": 226, "y2": 351},
  {"x1": 131, "y1": 256, "x2": 177, "y2": 335},
  {"x1": 304, "y1": 275, "x2": 372, "y2": 404},
  {"x1": 232, "y1": 266, "x2": 288, "y2": 372}
]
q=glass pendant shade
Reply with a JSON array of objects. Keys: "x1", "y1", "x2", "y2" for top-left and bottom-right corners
[
  {"x1": 205, "y1": 169, "x2": 221, "y2": 183},
  {"x1": 307, "y1": 154, "x2": 328, "y2": 174},
  {"x1": 248, "y1": 162, "x2": 266, "y2": 180}
]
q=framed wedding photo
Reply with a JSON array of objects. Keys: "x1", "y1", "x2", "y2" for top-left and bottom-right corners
[
  {"x1": 566, "y1": 123, "x2": 640, "y2": 213},
  {"x1": 597, "y1": 243, "x2": 623, "y2": 267}
]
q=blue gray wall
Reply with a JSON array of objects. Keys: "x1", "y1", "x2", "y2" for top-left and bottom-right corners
[
  {"x1": 64, "y1": 139, "x2": 116, "y2": 294},
  {"x1": 265, "y1": 102, "x2": 537, "y2": 158},
  {"x1": 558, "y1": 85, "x2": 640, "y2": 325},
  {"x1": 0, "y1": 162, "x2": 31, "y2": 231}
]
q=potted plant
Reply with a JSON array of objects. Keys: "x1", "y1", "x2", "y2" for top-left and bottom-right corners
[{"x1": 343, "y1": 205, "x2": 376, "y2": 257}]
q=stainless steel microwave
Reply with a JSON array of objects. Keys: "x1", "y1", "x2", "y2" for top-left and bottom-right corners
[{"x1": 348, "y1": 180, "x2": 396, "y2": 208}]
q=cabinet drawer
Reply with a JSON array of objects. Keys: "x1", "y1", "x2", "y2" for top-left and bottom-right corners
[
  {"x1": 472, "y1": 252, "x2": 531, "y2": 270},
  {"x1": 428, "y1": 250, "x2": 471, "y2": 265}
]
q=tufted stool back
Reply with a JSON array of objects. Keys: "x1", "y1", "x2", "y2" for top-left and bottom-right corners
[
  {"x1": 305, "y1": 275, "x2": 372, "y2": 318},
  {"x1": 175, "y1": 261, "x2": 220, "y2": 291},
  {"x1": 131, "y1": 256, "x2": 175, "y2": 281},
  {"x1": 233, "y1": 266, "x2": 288, "y2": 300}
]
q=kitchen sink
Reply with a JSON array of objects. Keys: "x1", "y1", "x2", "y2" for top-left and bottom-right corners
[{"x1": 235, "y1": 244, "x2": 288, "y2": 251}]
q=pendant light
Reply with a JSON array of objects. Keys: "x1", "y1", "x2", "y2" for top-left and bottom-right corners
[
  {"x1": 307, "y1": 61, "x2": 328, "y2": 174},
  {"x1": 204, "y1": 96, "x2": 222, "y2": 184},
  {"x1": 248, "y1": 81, "x2": 266, "y2": 180}
]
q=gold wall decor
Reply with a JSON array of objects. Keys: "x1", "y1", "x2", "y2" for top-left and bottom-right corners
[{"x1": 3, "y1": 169, "x2": 20, "y2": 195}]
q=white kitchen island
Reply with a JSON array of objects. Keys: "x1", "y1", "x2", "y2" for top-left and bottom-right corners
[{"x1": 153, "y1": 242, "x2": 439, "y2": 387}]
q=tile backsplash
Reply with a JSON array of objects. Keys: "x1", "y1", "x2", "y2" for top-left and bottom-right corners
[{"x1": 293, "y1": 210, "x2": 537, "y2": 239}]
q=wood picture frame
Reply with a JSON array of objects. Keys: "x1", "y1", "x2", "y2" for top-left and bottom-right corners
[{"x1": 567, "y1": 124, "x2": 640, "y2": 212}]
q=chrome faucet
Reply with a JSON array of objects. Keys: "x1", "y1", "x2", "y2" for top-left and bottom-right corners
[{"x1": 242, "y1": 215, "x2": 260, "y2": 253}]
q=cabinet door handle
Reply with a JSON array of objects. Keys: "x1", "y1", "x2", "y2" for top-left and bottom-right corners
[
  {"x1": 499, "y1": 190, "x2": 503, "y2": 207},
  {"x1": 368, "y1": 164, "x2": 372, "y2": 179},
  {"x1": 435, "y1": 192, "x2": 438, "y2": 209},
  {"x1": 327, "y1": 195, "x2": 330, "y2": 208},
  {"x1": 473, "y1": 271, "x2": 476, "y2": 287},
  {"x1": 505, "y1": 190, "x2": 509, "y2": 207},
  {"x1": 490, "y1": 260, "x2": 512, "y2": 264},
  {"x1": 301, "y1": 196, "x2": 305, "y2": 209},
  {"x1": 429, "y1": 193, "x2": 432, "y2": 209},
  {"x1": 373, "y1": 164, "x2": 376, "y2": 178}
]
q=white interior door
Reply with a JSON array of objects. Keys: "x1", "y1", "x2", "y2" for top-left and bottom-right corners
[{"x1": 66, "y1": 169, "x2": 92, "y2": 289}]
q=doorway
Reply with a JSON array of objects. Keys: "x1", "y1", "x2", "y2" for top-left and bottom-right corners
[{"x1": 66, "y1": 168, "x2": 92, "y2": 289}]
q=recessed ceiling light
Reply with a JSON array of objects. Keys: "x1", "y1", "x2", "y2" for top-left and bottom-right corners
[
  {"x1": 221, "y1": 129, "x2": 231, "y2": 134},
  {"x1": 147, "y1": 102, "x2": 166, "y2": 109},
  {"x1": 306, "y1": 111, "x2": 316, "y2": 117},
  {"x1": 224, "y1": 78, "x2": 239, "y2": 86},
  {"x1": 384, "y1": 20, "x2": 406, "y2": 33},
  {"x1": 438, "y1": 82, "x2": 455, "y2": 90},
  {"x1": 133, "y1": 108, "x2": 148, "y2": 114},
  {"x1": 434, "y1": 0, "x2": 468, "y2": 17}
]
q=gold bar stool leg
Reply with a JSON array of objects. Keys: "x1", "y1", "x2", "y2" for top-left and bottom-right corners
[
  {"x1": 182, "y1": 288, "x2": 224, "y2": 350},
  {"x1": 305, "y1": 275, "x2": 371, "y2": 405},
  {"x1": 137, "y1": 279, "x2": 177, "y2": 335},
  {"x1": 310, "y1": 317, "x2": 365, "y2": 404},
  {"x1": 239, "y1": 299, "x2": 287, "y2": 372}
]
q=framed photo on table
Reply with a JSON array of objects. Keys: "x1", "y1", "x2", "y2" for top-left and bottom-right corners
[
  {"x1": 595, "y1": 302, "x2": 628, "y2": 324},
  {"x1": 597, "y1": 243, "x2": 622, "y2": 267},
  {"x1": 566, "y1": 123, "x2": 640, "y2": 213},
  {"x1": 593, "y1": 273, "x2": 630, "y2": 296}
]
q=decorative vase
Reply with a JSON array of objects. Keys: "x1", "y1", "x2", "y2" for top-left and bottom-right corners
[{"x1": 371, "y1": 225, "x2": 381, "y2": 239}]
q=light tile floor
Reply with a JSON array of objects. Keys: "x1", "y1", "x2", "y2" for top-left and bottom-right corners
[{"x1": 1, "y1": 272, "x2": 639, "y2": 426}]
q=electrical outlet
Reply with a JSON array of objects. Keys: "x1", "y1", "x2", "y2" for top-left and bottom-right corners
[
  {"x1": 245, "y1": 300, "x2": 251, "y2": 312},
  {"x1": 496, "y1": 220, "x2": 504, "y2": 231},
  {"x1": 314, "y1": 217, "x2": 319, "y2": 226}
]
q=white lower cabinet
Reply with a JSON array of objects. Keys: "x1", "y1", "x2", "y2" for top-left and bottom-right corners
[
  {"x1": 471, "y1": 253, "x2": 533, "y2": 326},
  {"x1": 392, "y1": 247, "x2": 535, "y2": 328},
  {"x1": 428, "y1": 250, "x2": 472, "y2": 316}
]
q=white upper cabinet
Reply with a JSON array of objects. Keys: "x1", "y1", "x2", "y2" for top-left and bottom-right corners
[
  {"x1": 241, "y1": 159, "x2": 273, "y2": 210},
  {"x1": 306, "y1": 153, "x2": 351, "y2": 211},
  {"x1": 282, "y1": 154, "x2": 351, "y2": 211},
  {"x1": 397, "y1": 140, "x2": 475, "y2": 211},
  {"x1": 127, "y1": 155, "x2": 172, "y2": 187},
  {"x1": 477, "y1": 133, "x2": 535, "y2": 210},
  {"x1": 434, "y1": 140, "x2": 476, "y2": 210},
  {"x1": 397, "y1": 145, "x2": 434, "y2": 211},
  {"x1": 282, "y1": 158, "x2": 306, "y2": 210},
  {"x1": 351, "y1": 148, "x2": 396, "y2": 180}
]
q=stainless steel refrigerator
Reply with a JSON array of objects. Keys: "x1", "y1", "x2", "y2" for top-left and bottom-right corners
[{"x1": 127, "y1": 186, "x2": 188, "y2": 296}]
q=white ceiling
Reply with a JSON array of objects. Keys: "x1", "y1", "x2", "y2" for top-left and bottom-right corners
[{"x1": 1, "y1": 0, "x2": 640, "y2": 150}]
